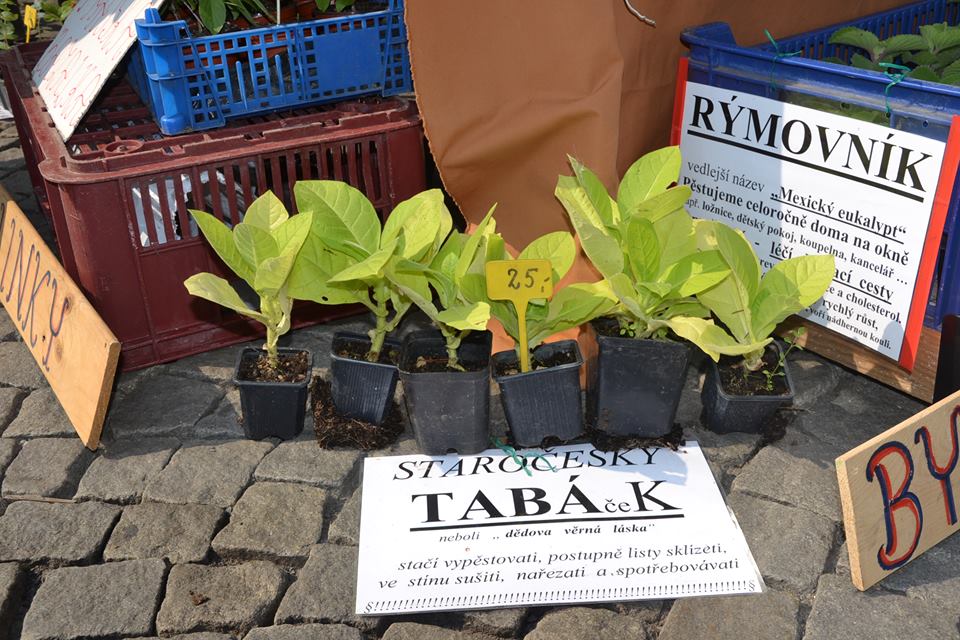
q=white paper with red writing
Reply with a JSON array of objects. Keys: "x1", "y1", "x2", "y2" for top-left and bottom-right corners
[{"x1": 31, "y1": 0, "x2": 162, "y2": 140}]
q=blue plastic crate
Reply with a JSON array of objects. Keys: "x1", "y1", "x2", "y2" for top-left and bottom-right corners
[
  {"x1": 681, "y1": 0, "x2": 960, "y2": 329},
  {"x1": 128, "y1": 0, "x2": 411, "y2": 136}
]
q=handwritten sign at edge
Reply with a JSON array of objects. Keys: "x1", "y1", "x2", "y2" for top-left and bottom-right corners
[{"x1": 0, "y1": 200, "x2": 119, "y2": 449}]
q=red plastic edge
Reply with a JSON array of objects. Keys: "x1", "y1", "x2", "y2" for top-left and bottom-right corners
[
  {"x1": 670, "y1": 57, "x2": 689, "y2": 147},
  {"x1": 900, "y1": 115, "x2": 960, "y2": 371}
]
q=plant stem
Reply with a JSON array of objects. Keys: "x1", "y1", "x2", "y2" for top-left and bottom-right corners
[
  {"x1": 440, "y1": 326, "x2": 465, "y2": 372},
  {"x1": 367, "y1": 283, "x2": 389, "y2": 362}
]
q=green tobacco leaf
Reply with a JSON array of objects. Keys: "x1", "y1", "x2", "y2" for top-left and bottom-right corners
[
  {"x1": 185, "y1": 272, "x2": 266, "y2": 322},
  {"x1": 829, "y1": 27, "x2": 882, "y2": 59},
  {"x1": 530, "y1": 282, "x2": 617, "y2": 347},
  {"x1": 657, "y1": 300, "x2": 710, "y2": 320},
  {"x1": 882, "y1": 34, "x2": 926, "y2": 58},
  {"x1": 436, "y1": 302, "x2": 490, "y2": 332},
  {"x1": 335, "y1": 0, "x2": 354, "y2": 11},
  {"x1": 254, "y1": 251, "x2": 298, "y2": 296},
  {"x1": 628, "y1": 185, "x2": 692, "y2": 222},
  {"x1": 431, "y1": 231, "x2": 465, "y2": 276},
  {"x1": 751, "y1": 254, "x2": 835, "y2": 339},
  {"x1": 199, "y1": 0, "x2": 226, "y2": 33},
  {"x1": 617, "y1": 146, "x2": 680, "y2": 216},
  {"x1": 653, "y1": 208, "x2": 695, "y2": 274},
  {"x1": 382, "y1": 189, "x2": 447, "y2": 262},
  {"x1": 234, "y1": 223, "x2": 278, "y2": 268},
  {"x1": 286, "y1": 242, "x2": 360, "y2": 305},
  {"x1": 609, "y1": 273, "x2": 645, "y2": 318},
  {"x1": 518, "y1": 231, "x2": 576, "y2": 284},
  {"x1": 455, "y1": 205, "x2": 497, "y2": 281},
  {"x1": 908, "y1": 65, "x2": 940, "y2": 82},
  {"x1": 190, "y1": 210, "x2": 254, "y2": 285},
  {"x1": 273, "y1": 211, "x2": 314, "y2": 255},
  {"x1": 294, "y1": 181, "x2": 380, "y2": 258},
  {"x1": 489, "y1": 299, "x2": 520, "y2": 344},
  {"x1": 569, "y1": 156, "x2": 617, "y2": 229},
  {"x1": 556, "y1": 176, "x2": 623, "y2": 279},
  {"x1": 624, "y1": 217, "x2": 659, "y2": 284},
  {"x1": 696, "y1": 222, "x2": 757, "y2": 343},
  {"x1": 328, "y1": 240, "x2": 397, "y2": 283},
  {"x1": 659, "y1": 249, "x2": 730, "y2": 297},
  {"x1": 243, "y1": 191, "x2": 288, "y2": 231},
  {"x1": 386, "y1": 265, "x2": 440, "y2": 323},
  {"x1": 666, "y1": 317, "x2": 771, "y2": 363}
]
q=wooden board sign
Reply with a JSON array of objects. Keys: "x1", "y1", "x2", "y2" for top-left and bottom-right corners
[
  {"x1": 0, "y1": 200, "x2": 119, "y2": 449},
  {"x1": 836, "y1": 388, "x2": 960, "y2": 590}
]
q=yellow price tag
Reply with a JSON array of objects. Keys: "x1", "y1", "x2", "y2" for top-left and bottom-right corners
[
  {"x1": 485, "y1": 259, "x2": 553, "y2": 373},
  {"x1": 24, "y1": 5, "x2": 37, "y2": 43}
]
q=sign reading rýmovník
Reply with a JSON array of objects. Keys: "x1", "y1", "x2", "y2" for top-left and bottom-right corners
[
  {"x1": 837, "y1": 388, "x2": 960, "y2": 590},
  {"x1": 0, "y1": 200, "x2": 119, "y2": 449},
  {"x1": 672, "y1": 72, "x2": 960, "y2": 371}
]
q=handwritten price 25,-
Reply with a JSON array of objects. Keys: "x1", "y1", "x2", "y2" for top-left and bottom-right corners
[{"x1": 485, "y1": 259, "x2": 552, "y2": 372}]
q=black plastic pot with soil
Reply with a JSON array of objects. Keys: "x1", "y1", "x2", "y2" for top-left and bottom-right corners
[
  {"x1": 234, "y1": 346, "x2": 312, "y2": 440},
  {"x1": 330, "y1": 332, "x2": 401, "y2": 425},
  {"x1": 587, "y1": 319, "x2": 690, "y2": 438},
  {"x1": 701, "y1": 342, "x2": 794, "y2": 434},
  {"x1": 492, "y1": 339, "x2": 584, "y2": 447},
  {"x1": 399, "y1": 330, "x2": 492, "y2": 455}
]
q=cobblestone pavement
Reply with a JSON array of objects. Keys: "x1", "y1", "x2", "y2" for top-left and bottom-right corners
[{"x1": 0, "y1": 124, "x2": 955, "y2": 639}]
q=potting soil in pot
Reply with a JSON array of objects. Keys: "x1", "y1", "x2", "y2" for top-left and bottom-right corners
[
  {"x1": 237, "y1": 350, "x2": 310, "y2": 383},
  {"x1": 312, "y1": 377, "x2": 404, "y2": 450}
]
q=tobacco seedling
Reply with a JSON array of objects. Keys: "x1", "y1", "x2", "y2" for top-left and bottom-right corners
[
  {"x1": 386, "y1": 203, "x2": 496, "y2": 370},
  {"x1": 184, "y1": 191, "x2": 313, "y2": 367},
  {"x1": 288, "y1": 182, "x2": 452, "y2": 362},
  {"x1": 475, "y1": 229, "x2": 616, "y2": 359},
  {"x1": 760, "y1": 327, "x2": 806, "y2": 391},
  {"x1": 555, "y1": 147, "x2": 757, "y2": 361},
  {"x1": 695, "y1": 220, "x2": 835, "y2": 372}
]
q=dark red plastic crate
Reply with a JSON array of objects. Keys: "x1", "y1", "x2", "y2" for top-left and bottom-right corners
[{"x1": 2, "y1": 42, "x2": 425, "y2": 371}]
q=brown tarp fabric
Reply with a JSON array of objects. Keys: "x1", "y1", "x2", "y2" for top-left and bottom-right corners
[{"x1": 405, "y1": 0, "x2": 906, "y2": 351}]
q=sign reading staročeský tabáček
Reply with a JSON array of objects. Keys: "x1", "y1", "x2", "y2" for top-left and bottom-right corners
[
  {"x1": 675, "y1": 80, "x2": 959, "y2": 370},
  {"x1": 355, "y1": 443, "x2": 762, "y2": 615}
]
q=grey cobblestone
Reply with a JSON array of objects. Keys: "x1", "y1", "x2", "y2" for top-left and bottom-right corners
[
  {"x1": 383, "y1": 624, "x2": 497, "y2": 640},
  {"x1": 76, "y1": 438, "x2": 179, "y2": 504},
  {"x1": 0, "y1": 387, "x2": 24, "y2": 432},
  {"x1": 727, "y1": 491, "x2": 834, "y2": 593},
  {"x1": 21, "y1": 559, "x2": 166, "y2": 640},
  {"x1": 244, "y1": 624, "x2": 362, "y2": 640},
  {"x1": 104, "y1": 503, "x2": 224, "y2": 564},
  {"x1": 804, "y1": 574, "x2": 958, "y2": 640},
  {"x1": 255, "y1": 439, "x2": 360, "y2": 490},
  {"x1": 463, "y1": 608, "x2": 528, "y2": 637},
  {"x1": 155, "y1": 561, "x2": 286, "y2": 635},
  {"x1": 143, "y1": 440, "x2": 273, "y2": 507},
  {"x1": 0, "y1": 310, "x2": 16, "y2": 341},
  {"x1": 0, "y1": 501, "x2": 120, "y2": 565},
  {"x1": 0, "y1": 563, "x2": 22, "y2": 640},
  {"x1": 524, "y1": 607, "x2": 652, "y2": 640},
  {"x1": 2, "y1": 438, "x2": 94, "y2": 499},
  {"x1": 328, "y1": 487, "x2": 361, "y2": 546},
  {"x1": 212, "y1": 482, "x2": 327, "y2": 561},
  {"x1": 659, "y1": 590, "x2": 799, "y2": 640},
  {"x1": 162, "y1": 347, "x2": 241, "y2": 384},
  {"x1": 275, "y1": 544, "x2": 374, "y2": 630},
  {"x1": 192, "y1": 390, "x2": 245, "y2": 440},
  {"x1": 107, "y1": 374, "x2": 224, "y2": 440},
  {"x1": 0, "y1": 342, "x2": 46, "y2": 389},
  {"x1": 4, "y1": 388, "x2": 75, "y2": 438},
  {"x1": 0, "y1": 440, "x2": 17, "y2": 479}
]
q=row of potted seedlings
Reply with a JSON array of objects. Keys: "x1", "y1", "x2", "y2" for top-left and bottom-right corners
[{"x1": 184, "y1": 145, "x2": 836, "y2": 453}]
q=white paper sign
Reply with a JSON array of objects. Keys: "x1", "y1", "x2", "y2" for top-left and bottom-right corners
[
  {"x1": 356, "y1": 443, "x2": 762, "y2": 615},
  {"x1": 677, "y1": 81, "x2": 951, "y2": 366},
  {"x1": 32, "y1": 0, "x2": 162, "y2": 140}
]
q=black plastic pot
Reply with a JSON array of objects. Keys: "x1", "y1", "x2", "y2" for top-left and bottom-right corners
[
  {"x1": 399, "y1": 330, "x2": 492, "y2": 455},
  {"x1": 330, "y1": 332, "x2": 400, "y2": 425},
  {"x1": 701, "y1": 342, "x2": 795, "y2": 434},
  {"x1": 588, "y1": 323, "x2": 690, "y2": 437},
  {"x1": 492, "y1": 340, "x2": 584, "y2": 447},
  {"x1": 233, "y1": 347, "x2": 312, "y2": 440}
]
